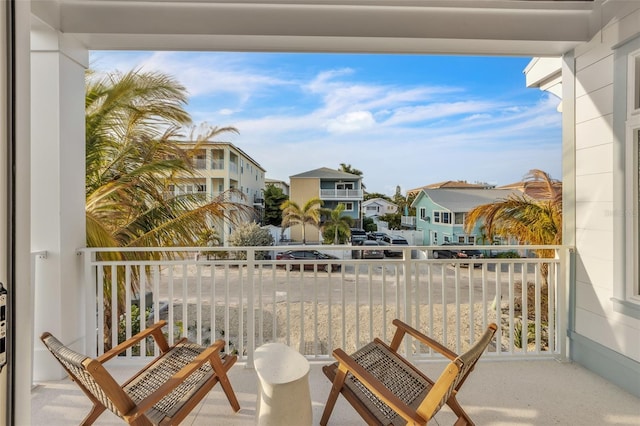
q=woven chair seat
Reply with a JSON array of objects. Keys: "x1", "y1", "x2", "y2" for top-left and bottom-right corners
[
  {"x1": 342, "y1": 342, "x2": 432, "y2": 426},
  {"x1": 124, "y1": 342, "x2": 218, "y2": 424}
]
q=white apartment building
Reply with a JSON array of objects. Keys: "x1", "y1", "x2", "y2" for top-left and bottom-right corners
[{"x1": 174, "y1": 141, "x2": 266, "y2": 237}]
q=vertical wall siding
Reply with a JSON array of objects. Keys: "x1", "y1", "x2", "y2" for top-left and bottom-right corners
[{"x1": 573, "y1": 9, "x2": 640, "y2": 362}]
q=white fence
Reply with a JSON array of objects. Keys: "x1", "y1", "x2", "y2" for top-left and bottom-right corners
[{"x1": 78, "y1": 245, "x2": 571, "y2": 365}]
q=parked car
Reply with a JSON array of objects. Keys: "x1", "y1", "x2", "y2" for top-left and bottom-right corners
[
  {"x1": 359, "y1": 240, "x2": 385, "y2": 259},
  {"x1": 350, "y1": 228, "x2": 367, "y2": 246},
  {"x1": 275, "y1": 250, "x2": 342, "y2": 272},
  {"x1": 367, "y1": 232, "x2": 389, "y2": 241},
  {"x1": 379, "y1": 235, "x2": 409, "y2": 257},
  {"x1": 431, "y1": 243, "x2": 484, "y2": 267}
]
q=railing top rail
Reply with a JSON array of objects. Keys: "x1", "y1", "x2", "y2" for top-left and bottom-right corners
[{"x1": 77, "y1": 244, "x2": 572, "y2": 253}]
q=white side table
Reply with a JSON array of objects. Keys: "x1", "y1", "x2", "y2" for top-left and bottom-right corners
[{"x1": 254, "y1": 342, "x2": 312, "y2": 426}]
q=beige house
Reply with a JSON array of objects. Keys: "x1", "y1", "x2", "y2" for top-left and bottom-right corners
[
  {"x1": 3, "y1": 1, "x2": 640, "y2": 423},
  {"x1": 289, "y1": 168, "x2": 364, "y2": 243}
]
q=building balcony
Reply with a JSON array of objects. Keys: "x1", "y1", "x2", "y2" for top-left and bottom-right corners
[
  {"x1": 30, "y1": 245, "x2": 640, "y2": 424},
  {"x1": 319, "y1": 188, "x2": 363, "y2": 199},
  {"x1": 401, "y1": 215, "x2": 416, "y2": 227}
]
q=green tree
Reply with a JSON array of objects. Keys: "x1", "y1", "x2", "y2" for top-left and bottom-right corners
[
  {"x1": 464, "y1": 169, "x2": 561, "y2": 252},
  {"x1": 263, "y1": 184, "x2": 288, "y2": 226},
  {"x1": 228, "y1": 222, "x2": 275, "y2": 259},
  {"x1": 363, "y1": 216, "x2": 377, "y2": 232},
  {"x1": 364, "y1": 192, "x2": 392, "y2": 202},
  {"x1": 338, "y1": 163, "x2": 366, "y2": 190},
  {"x1": 86, "y1": 69, "x2": 250, "y2": 249},
  {"x1": 280, "y1": 197, "x2": 323, "y2": 244},
  {"x1": 85, "y1": 69, "x2": 252, "y2": 342},
  {"x1": 464, "y1": 169, "x2": 561, "y2": 283},
  {"x1": 321, "y1": 204, "x2": 354, "y2": 244}
]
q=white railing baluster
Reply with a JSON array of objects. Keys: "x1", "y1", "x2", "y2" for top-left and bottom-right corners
[
  {"x1": 168, "y1": 266, "x2": 174, "y2": 346},
  {"x1": 110, "y1": 265, "x2": 118, "y2": 352},
  {"x1": 139, "y1": 266, "x2": 147, "y2": 357},
  {"x1": 125, "y1": 265, "x2": 132, "y2": 357},
  {"x1": 182, "y1": 264, "x2": 188, "y2": 340},
  {"x1": 508, "y1": 263, "x2": 515, "y2": 352},
  {"x1": 196, "y1": 263, "x2": 202, "y2": 345}
]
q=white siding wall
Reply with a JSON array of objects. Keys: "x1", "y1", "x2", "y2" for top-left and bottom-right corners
[{"x1": 573, "y1": 6, "x2": 640, "y2": 362}]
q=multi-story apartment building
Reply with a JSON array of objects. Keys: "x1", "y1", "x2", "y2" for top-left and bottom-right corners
[
  {"x1": 173, "y1": 141, "x2": 266, "y2": 240},
  {"x1": 289, "y1": 167, "x2": 364, "y2": 243}
]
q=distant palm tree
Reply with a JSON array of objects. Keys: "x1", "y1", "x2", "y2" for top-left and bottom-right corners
[
  {"x1": 464, "y1": 169, "x2": 562, "y2": 283},
  {"x1": 321, "y1": 203, "x2": 354, "y2": 244},
  {"x1": 280, "y1": 197, "x2": 323, "y2": 244},
  {"x1": 339, "y1": 163, "x2": 366, "y2": 190}
]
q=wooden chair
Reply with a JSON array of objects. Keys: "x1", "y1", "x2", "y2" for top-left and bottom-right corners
[
  {"x1": 321, "y1": 320, "x2": 497, "y2": 426},
  {"x1": 40, "y1": 320, "x2": 240, "y2": 425}
]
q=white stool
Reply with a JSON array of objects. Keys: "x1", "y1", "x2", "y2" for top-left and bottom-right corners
[{"x1": 254, "y1": 343, "x2": 312, "y2": 426}]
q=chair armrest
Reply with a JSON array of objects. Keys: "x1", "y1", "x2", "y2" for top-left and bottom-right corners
[
  {"x1": 390, "y1": 319, "x2": 457, "y2": 361},
  {"x1": 332, "y1": 348, "x2": 427, "y2": 425},
  {"x1": 97, "y1": 320, "x2": 169, "y2": 363},
  {"x1": 126, "y1": 339, "x2": 227, "y2": 420}
]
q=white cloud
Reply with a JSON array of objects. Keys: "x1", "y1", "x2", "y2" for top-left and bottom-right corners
[{"x1": 326, "y1": 111, "x2": 376, "y2": 133}]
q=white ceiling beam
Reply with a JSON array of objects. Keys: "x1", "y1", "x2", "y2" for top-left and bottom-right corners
[{"x1": 32, "y1": 0, "x2": 596, "y2": 55}]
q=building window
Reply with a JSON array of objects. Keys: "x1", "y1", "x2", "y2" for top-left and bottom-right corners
[
  {"x1": 457, "y1": 236, "x2": 465, "y2": 243},
  {"x1": 336, "y1": 182, "x2": 354, "y2": 190},
  {"x1": 443, "y1": 235, "x2": 450, "y2": 243},
  {"x1": 342, "y1": 202, "x2": 354, "y2": 211},
  {"x1": 615, "y1": 40, "x2": 640, "y2": 318},
  {"x1": 433, "y1": 211, "x2": 451, "y2": 224},
  {"x1": 454, "y1": 212, "x2": 465, "y2": 225},
  {"x1": 468, "y1": 235, "x2": 475, "y2": 244},
  {"x1": 196, "y1": 184, "x2": 206, "y2": 193},
  {"x1": 630, "y1": 50, "x2": 640, "y2": 115},
  {"x1": 419, "y1": 207, "x2": 427, "y2": 220}
]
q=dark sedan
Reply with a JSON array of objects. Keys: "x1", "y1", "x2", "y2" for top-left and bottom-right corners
[
  {"x1": 359, "y1": 240, "x2": 385, "y2": 259},
  {"x1": 431, "y1": 243, "x2": 484, "y2": 266},
  {"x1": 275, "y1": 250, "x2": 342, "y2": 272}
]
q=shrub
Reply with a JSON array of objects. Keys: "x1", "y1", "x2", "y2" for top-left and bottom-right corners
[{"x1": 228, "y1": 222, "x2": 274, "y2": 259}]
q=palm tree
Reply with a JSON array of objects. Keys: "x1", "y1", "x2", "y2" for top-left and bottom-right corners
[
  {"x1": 280, "y1": 197, "x2": 323, "y2": 244},
  {"x1": 85, "y1": 69, "x2": 252, "y2": 343},
  {"x1": 321, "y1": 204, "x2": 354, "y2": 244},
  {"x1": 464, "y1": 169, "x2": 561, "y2": 284}
]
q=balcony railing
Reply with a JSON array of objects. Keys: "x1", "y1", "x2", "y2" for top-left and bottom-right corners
[
  {"x1": 71, "y1": 245, "x2": 570, "y2": 367},
  {"x1": 193, "y1": 158, "x2": 207, "y2": 169},
  {"x1": 211, "y1": 159, "x2": 224, "y2": 170},
  {"x1": 401, "y1": 215, "x2": 416, "y2": 227},
  {"x1": 320, "y1": 189, "x2": 363, "y2": 199}
]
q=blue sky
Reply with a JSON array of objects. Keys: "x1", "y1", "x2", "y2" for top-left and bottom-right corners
[{"x1": 90, "y1": 51, "x2": 562, "y2": 195}]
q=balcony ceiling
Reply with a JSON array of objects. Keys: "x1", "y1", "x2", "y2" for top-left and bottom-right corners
[{"x1": 32, "y1": 0, "x2": 597, "y2": 56}]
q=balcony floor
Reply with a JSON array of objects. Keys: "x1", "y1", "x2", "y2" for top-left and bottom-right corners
[{"x1": 32, "y1": 358, "x2": 640, "y2": 425}]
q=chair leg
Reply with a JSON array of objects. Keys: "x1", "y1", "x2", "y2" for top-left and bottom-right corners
[
  {"x1": 80, "y1": 403, "x2": 106, "y2": 426},
  {"x1": 320, "y1": 366, "x2": 348, "y2": 426},
  {"x1": 219, "y1": 373, "x2": 241, "y2": 412},
  {"x1": 447, "y1": 394, "x2": 474, "y2": 426}
]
